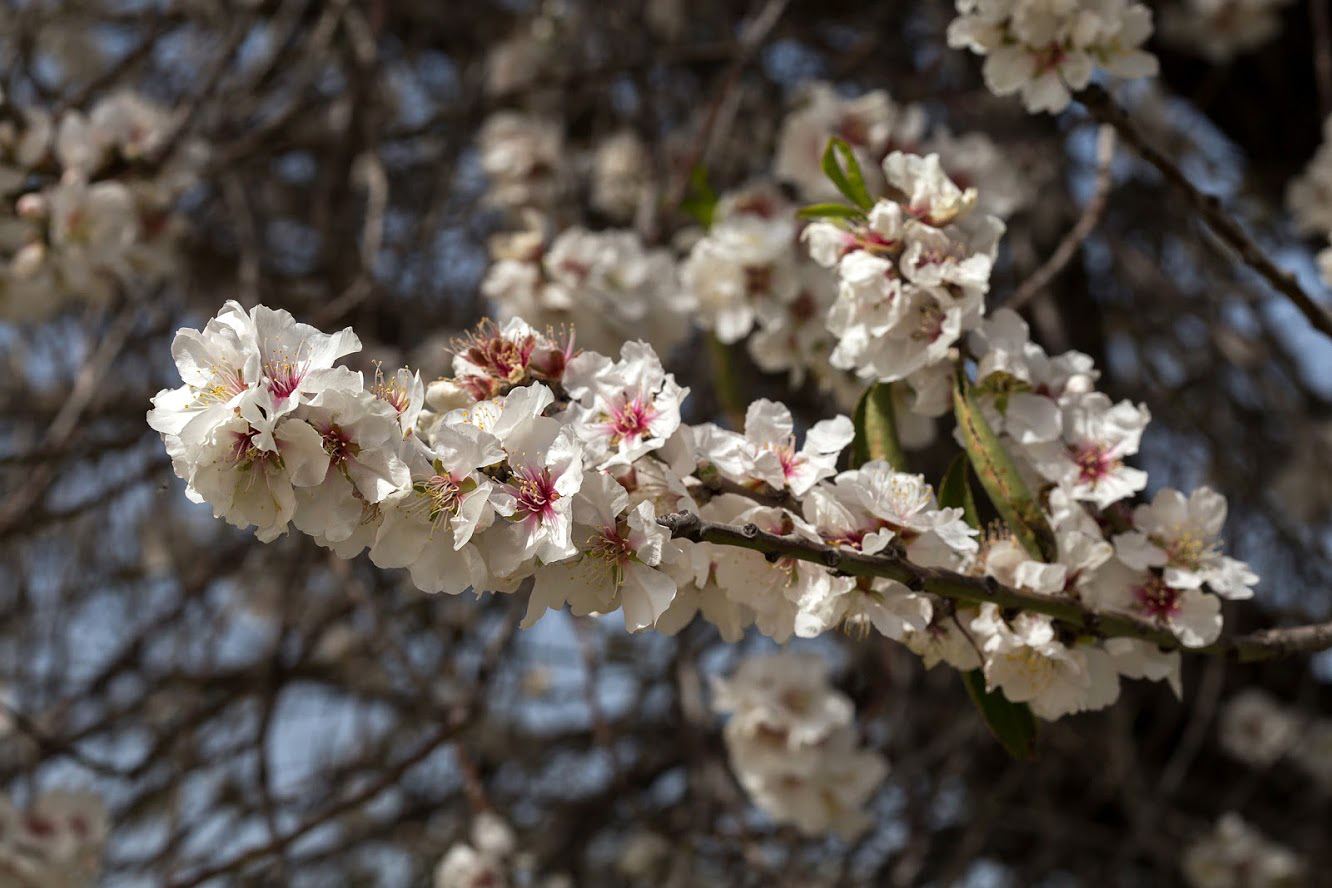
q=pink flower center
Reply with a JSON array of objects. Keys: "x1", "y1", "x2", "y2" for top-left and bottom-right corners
[
  {"x1": 319, "y1": 424, "x2": 357, "y2": 465},
  {"x1": 264, "y1": 355, "x2": 307, "y2": 403},
  {"x1": 514, "y1": 467, "x2": 559, "y2": 521},
  {"x1": 1133, "y1": 576, "x2": 1182, "y2": 619},
  {"x1": 1071, "y1": 442, "x2": 1117, "y2": 484},
  {"x1": 609, "y1": 396, "x2": 657, "y2": 446},
  {"x1": 587, "y1": 525, "x2": 633, "y2": 565},
  {"x1": 229, "y1": 428, "x2": 269, "y2": 468}
]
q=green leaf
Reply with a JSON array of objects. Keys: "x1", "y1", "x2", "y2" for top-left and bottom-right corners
[
  {"x1": 821, "y1": 137, "x2": 875, "y2": 211},
  {"x1": 681, "y1": 165, "x2": 718, "y2": 229},
  {"x1": 961, "y1": 669, "x2": 1037, "y2": 759},
  {"x1": 850, "y1": 382, "x2": 906, "y2": 470},
  {"x1": 795, "y1": 202, "x2": 866, "y2": 221},
  {"x1": 938, "y1": 453, "x2": 980, "y2": 530},
  {"x1": 952, "y1": 371, "x2": 1057, "y2": 562}
]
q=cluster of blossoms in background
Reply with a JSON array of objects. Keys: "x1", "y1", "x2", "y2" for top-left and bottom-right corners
[
  {"x1": 1182, "y1": 813, "x2": 1305, "y2": 888},
  {"x1": 946, "y1": 0, "x2": 1159, "y2": 114},
  {"x1": 0, "y1": 789, "x2": 108, "y2": 887},
  {"x1": 433, "y1": 811, "x2": 571, "y2": 888},
  {"x1": 0, "y1": 88, "x2": 204, "y2": 320},
  {"x1": 1219, "y1": 689, "x2": 1332, "y2": 791},
  {"x1": 1287, "y1": 112, "x2": 1332, "y2": 289},
  {"x1": 478, "y1": 79, "x2": 1030, "y2": 409},
  {"x1": 1158, "y1": 0, "x2": 1294, "y2": 63},
  {"x1": 710, "y1": 651, "x2": 887, "y2": 838}
]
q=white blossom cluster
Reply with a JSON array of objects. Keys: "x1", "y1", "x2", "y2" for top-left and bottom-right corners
[
  {"x1": 0, "y1": 88, "x2": 205, "y2": 320},
  {"x1": 803, "y1": 151, "x2": 1004, "y2": 384},
  {"x1": 1181, "y1": 813, "x2": 1305, "y2": 888},
  {"x1": 434, "y1": 811, "x2": 571, "y2": 888},
  {"x1": 1285, "y1": 113, "x2": 1332, "y2": 289},
  {"x1": 946, "y1": 0, "x2": 1159, "y2": 114},
  {"x1": 775, "y1": 80, "x2": 1031, "y2": 219},
  {"x1": 149, "y1": 280, "x2": 1262, "y2": 723},
  {"x1": 481, "y1": 220, "x2": 694, "y2": 359},
  {"x1": 1219, "y1": 689, "x2": 1332, "y2": 791},
  {"x1": 1159, "y1": 0, "x2": 1294, "y2": 63},
  {"x1": 0, "y1": 789, "x2": 109, "y2": 888},
  {"x1": 710, "y1": 651, "x2": 887, "y2": 839}
]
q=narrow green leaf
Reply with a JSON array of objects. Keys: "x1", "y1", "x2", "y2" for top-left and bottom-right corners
[
  {"x1": 795, "y1": 202, "x2": 866, "y2": 221},
  {"x1": 961, "y1": 669, "x2": 1037, "y2": 759},
  {"x1": 938, "y1": 453, "x2": 980, "y2": 530},
  {"x1": 851, "y1": 382, "x2": 906, "y2": 470},
  {"x1": 681, "y1": 165, "x2": 718, "y2": 229},
  {"x1": 831, "y1": 137, "x2": 874, "y2": 211},
  {"x1": 952, "y1": 371, "x2": 1057, "y2": 562},
  {"x1": 821, "y1": 137, "x2": 875, "y2": 211}
]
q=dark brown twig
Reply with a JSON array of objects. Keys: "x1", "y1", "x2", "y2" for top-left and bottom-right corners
[{"x1": 1078, "y1": 84, "x2": 1332, "y2": 342}]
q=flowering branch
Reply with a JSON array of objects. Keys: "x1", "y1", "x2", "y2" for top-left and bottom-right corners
[
  {"x1": 656, "y1": 510, "x2": 1332, "y2": 663},
  {"x1": 1077, "y1": 83, "x2": 1332, "y2": 341}
]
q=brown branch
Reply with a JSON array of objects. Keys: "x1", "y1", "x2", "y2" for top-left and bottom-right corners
[
  {"x1": 1006, "y1": 124, "x2": 1116, "y2": 311},
  {"x1": 1077, "y1": 84, "x2": 1332, "y2": 342},
  {"x1": 656, "y1": 510, "x2": 1332, "y2": 662}
]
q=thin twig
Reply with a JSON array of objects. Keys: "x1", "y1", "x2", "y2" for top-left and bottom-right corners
[
  {"x1": 1077, "y1": 84, "x2": 1332, "y2": 342},
  {"x1": 656, "y1": 510, "x2": 1332, "y2": 662},
  {"x1": 1007, "y1": 125, "x2": 1116, "y2": 311}
]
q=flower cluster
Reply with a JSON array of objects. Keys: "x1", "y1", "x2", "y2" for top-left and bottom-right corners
[
  {"x1": 1286, "y1": 113, "x2": 1332, "y2": 289},
  {"x1": 154, "y1": 117, "x2": 1262, "y2": 731},
  {"x1": 803, "y1": 151, "x2": 1004, "y2": 384},
  {"x1": 1219, "y1": 690, "x2": 1332, "y2": 791},
  {"x1": 1159, "y1": 0, "x2": 1293, "y2": 63},
  {"x1": 434, "y1": 811, "x2": 572, "y2": 888},
  {"x1": 1181, "y1": 813, "x2": 1305, "y2": 888},
  {"x1": 946, "y1": 0, "x2": 1159, "y2": 114},
  {"x1": 0, "y1": 89, "x2": 205, "y2": 320},
  {"x1": 0, "y1": 789, "x2": 109, "y2": 887},
  {"x1": 710, "y1": 651, "x2": 888, "y2": 839},
  {"x1": 482, "y1": 222, "x2": 693, "y2": 358}
]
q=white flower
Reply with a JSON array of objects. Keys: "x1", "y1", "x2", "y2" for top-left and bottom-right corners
[
  {"x1": 1218, "y1": 690, "x2": 1299, "y2": 767},
  {"x1": 482, "y1": 384, "x2": 585, "y2": 577},
  {"x1": 1113, "y1": 486, "x2": 1258, "y2": 599},
  {"x1": 970, "y1": 605, "x2": 1120, "y2": 720},
  {"x1": 712, "y1": 651, "x2": 888, "y2": 839},
  {"x1": 739, "y1": 399, "x2": 854, "y2": 496},
  {"x1": 1287, "y1": 114, "x2": 1332, "y2": 237},
  {"x1": 177, "y1": 389, "x2": 330, "y2": 542},
  {"x1": 477, "y1": 111, "x2": 566, "y2": 210},
  {"x1": 1160, "y1": 0, "x2": 1294, "y2": 64},
  {"x1": 1024, "y1": 392, "x2": 1149, "y2": 508},
  {"x1": 523, "y1": 471, "x2": 677, "y2": 631},
  {"x1": 368, "y1": 420, "x2": 501, "y2": 594},
  {"x1": 591, "y1": 130, "x2": 650, "y2": 221},
  {"x1": 563, "y1": 340, "x2": 688, "y2": 468},
  {"x1": 291, "y1": 388, "x2": 411, "y2": 543},
  {"x1": 948, "y1": 0, "x2": 1159, "y2": 114},
  {"x1": 1085, "y1": 557, "x2": 1223, "y2": 648},
  {"x1": 681, "y1": 206, "x2": 797, "y2": 343},
  {"x1": 807, "y1": 462, "x2": 979, "y2": 565},
  {"x1": 1182, "y1": 813, "x2": 1305, "y2": 888},
  {"x1": 795, "y1": 575, "x2": 932, "y2": 640}
]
